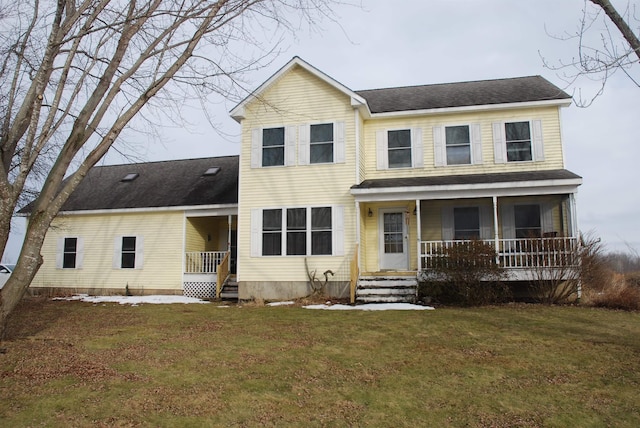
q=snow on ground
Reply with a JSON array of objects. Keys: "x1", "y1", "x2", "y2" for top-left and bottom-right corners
[
  {"x1": 54, "y1": 294, "x2": 209, "y2": 305},
  {"x1": 303, "y1": 303, "x2": 434, "y2": 311},
  {"x1": 266, "y1": 301, "x2": 295, "y2": 306}
]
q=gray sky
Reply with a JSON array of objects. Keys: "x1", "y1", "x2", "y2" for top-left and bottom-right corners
[{"x1": 3, "y1": 0, "x2": 639, "y2": 262}]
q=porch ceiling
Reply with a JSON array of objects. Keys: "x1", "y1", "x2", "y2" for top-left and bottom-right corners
[{"x1": 350, "y1": 169, "x2": 582, "y2": 201}]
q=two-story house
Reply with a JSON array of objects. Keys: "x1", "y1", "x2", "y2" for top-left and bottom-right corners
[
  {"x1": 25, "y1": 57, "x2": 581, "y2": 302},
  {"x1": 231, "y1": 57, "x2": 581, "y2": 302}
]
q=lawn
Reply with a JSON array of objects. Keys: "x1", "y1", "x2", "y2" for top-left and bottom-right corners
[{"x1": 1, "y1": 298, "x2": 639, "y2": 427}]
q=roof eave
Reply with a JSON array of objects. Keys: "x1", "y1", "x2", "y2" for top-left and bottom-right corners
[{"x1": 368, "y1": 98, "x2": 572, "y2": 119}]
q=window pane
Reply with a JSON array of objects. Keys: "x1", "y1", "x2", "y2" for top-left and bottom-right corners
[
  {"x1": 287, "y1": 208, "x2": 306, "y2": 230},
  {"x1": 64, "y1": 237, "x2": 77, "y2": 252},
  {"x1": 262, "y1": 127, "x2": 285, "y2": 147},
  {"x1": 383, "y1": 213, "x2": 404, "y2": 254},
  {"x1": 63, "y1": 253, "x2": 76, "y2": 269},
  {"x1": 122, "y1": 237, "x2": 136, "y2": 252},
  {"x1": 506, "y1": 142, "x2": 532, "y2": 162},
  {"x1": 287, "y1": 232, "x2": 306, "y2": 255},
  {"x1": 263, "y1": 210, "x2": 282, "y2": 231},
  {"x1": 505, "y1": 122, "x2": 530, "y2": 141},
  {"x1": 121, "y1": 253, "x2": 135, "y2": 269},
  {"x1": 262, "y1": 233, "x2": 282, "y2": 256},
  {"x1": 310, "y1": 123, "x2": 333, "y2": 143},
  {"x1": 312, "y1": 207, "x2": 332, "y2": 229},
  {"x1": 312, "y1": 231, "x2": 332, "y2": 255},
  {"x1": 445, "y1": 126, "x2": 470, "y2": 146},
  {"x1": 454, "y1": 207, "x2": 480, "y2": 240},
  {"x1": 446, "y1": 146, "x2": 471, "y2": 165},
  {"x1": 262, "y1": 147, "x2": 284, "y2": 167},
  {"x1": 388, "y1": 130, "x2": 411, "y2": 148},
  {"x1": 310, "y1": 143, "x2": 333, "y2": 163},
  {"x1": 388, "y1": 148, "x2": 412, "y2": 168}
]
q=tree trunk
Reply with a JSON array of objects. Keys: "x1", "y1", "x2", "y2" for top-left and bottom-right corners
[{"x1": 590, "y1": 0, "x2": 640, "y2": 63}]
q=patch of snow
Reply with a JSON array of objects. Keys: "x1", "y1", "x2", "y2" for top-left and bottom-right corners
[
  {"x1": 266, "y1": 301, "x2": 295, "y2": 306},
  {"x1": 54, "y1": 294, "x2": 209, "y2": 305},
  {"x1": 303, "y1": 303, "x2": 434, "y2": 311}
]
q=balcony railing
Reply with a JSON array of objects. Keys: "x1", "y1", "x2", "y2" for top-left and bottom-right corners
[
  {"x1": 420, "y1": 237, "x2": 579, "y2": 270},
  {"x1": 185, "y1": 251, "x2": 228, "y2": 274}
]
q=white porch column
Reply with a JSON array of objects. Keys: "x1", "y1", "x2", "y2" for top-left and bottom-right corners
[
  {"x1": 227, "y1": 215, "x2": 232, "y2": 251},
  {"x1": 568, "y1": 193, "x2": 579, "y2": 238},
  {"x1": 355, "y1": 201, "x2": 361, "y2": 271},
  {"x1": 416, "y1": 199, "x2": 422, "y2": 270},
  {"x1": 492, "y1": 196, "x2": 500, "y2": 264}
]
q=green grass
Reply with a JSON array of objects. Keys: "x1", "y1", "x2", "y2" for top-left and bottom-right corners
[{"x1": 1, "y1": 298, "x2": 639, "y2": 427}]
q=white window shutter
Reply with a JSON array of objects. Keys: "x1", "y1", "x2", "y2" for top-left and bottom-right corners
[
  {"x1": 532, "y1": 120, "x2": 544, "y2": 161},
  {"x1": 135, "y1": 236, "x2": 144, "y2": 269},
  {"x1": 332, "y1": 205, "x2": 345, "y2": 256},
  {"x1": 376, "y1": 130, "x2": 388, "y2": 170},
  {"x1": 251, "y1": 209, "x2": 261, "y2": 257},
  {"x1": 56, "y1": 238, "x2": 64, "y2": 269},
  {"x1": 441, "y1": 206, "x2": 454, "y2": 241},
  {"x1": 480, "y1": 206, "x2": 493, "y2": 240},
  {"x1": 251, "y1": 128, "x2": 262, "y2": 168},
  {"x1": 412, "y1": 127, "x2": 424, "y2": 168},
  {"x1": 501, "y1": 205, "x2": 515, "y2": 239},
  {"x1": 433, "y1": 126, "x2": 445, "y2": 167},
  {"x1": 113, "y1": 237, "x2": 122, "y2": 269},
  {"x1": 471, "y1": 123, "x2": 483, "y2": 164},
  {"x1": 493, "y1": 122, "x2": 506, "y2": 164},
  {"x1": 298, "y1": 124, "x2": 310, "y2": 165},
  {"x1": 285, "y1": 126, "x2": 296, "y2": 166},
  {"x1": 76, "y1": 237, "x2": 84, "y2": 269},
  {"x1": 542, "y1": 203, "x2": 554, "y2": 234},
  {"x1": 334, "y1": 121, "x2": 345, "y2": 163}
]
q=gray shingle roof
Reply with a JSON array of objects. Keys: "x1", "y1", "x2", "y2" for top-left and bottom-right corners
[
  {"x1": 356, "y1": 76, "x2": 571, "y2": 114},
  {"x1": 352, "y1": 169, "x2": 582, "y2": 190},
  {"x1": 25, "y1": 156, "x2": 239, "y2": 213}
]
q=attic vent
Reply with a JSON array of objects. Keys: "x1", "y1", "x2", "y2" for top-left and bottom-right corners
[
  {"x1": 203, "y1": 167, "x2": 220, "y2": 176},
  {"x1": 121, "y1": 173, "x2": 139, "y2": 182}
]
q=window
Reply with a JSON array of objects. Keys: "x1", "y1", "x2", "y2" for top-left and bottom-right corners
[
  {"x1": 121, "y1": 236, "x2": 137, "y2": 269},
  {"x1": 63, "y1": 237, "x2": 78, "y2": 269},
  {"x1": 262, "y1": 127, "x2": 285, "y2": 167},
  {"x1": 263, "y1": 209, "x2": 282, "y2": 256},
  {"x1": 387, "y1": 129, "x2": 412, "y2": 168},
  {"x1": 257, "y1": 207, "x2": 335, "y2": 256},
  {"x1": 310, "y1": 123, "x2": 333, "y2": 164},
  {"x1": 514, "y1": 205, "x2": 541, "y2": 238},
  {"x1": 446, "y1": 126, "x2": 471, "y2": 165},
  {"x1": 453, "y1": 207, "x2": 480, "y2": 240},
  {"x1": 505, "y1": 121, "x2": 532, "y2": 162}
]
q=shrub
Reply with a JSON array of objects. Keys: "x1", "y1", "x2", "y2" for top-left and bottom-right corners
[
  {"x1": 586, "y1": 274, "x2": 640, "y2": 311},
  {"x1": 419, "y1": 240, "x2": 508, "y2": 306}
]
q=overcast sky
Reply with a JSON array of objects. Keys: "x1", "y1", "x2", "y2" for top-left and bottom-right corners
[{"x1": 3, "y1": 0, "x2": 639, "y2": 262}]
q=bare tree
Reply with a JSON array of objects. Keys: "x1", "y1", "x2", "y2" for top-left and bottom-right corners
[
  {"x1": 0, "y1": 0, "x2": 343, "y2": 335},
  {"x1": 544, "y1": 0, "x2": 640, "y2": 105}
]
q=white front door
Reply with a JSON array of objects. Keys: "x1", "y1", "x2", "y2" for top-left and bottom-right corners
[{"x1": 379, "y1": 209, "x2": 409, "y2": 270}]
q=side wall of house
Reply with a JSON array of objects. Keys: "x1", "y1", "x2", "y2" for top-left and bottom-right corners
[
  {"x1": 237, "y1": 65, "x2": 357, "y2": 300},
  {"x1": 30, "y1": 211, "x2": 185, "y2": 295}
]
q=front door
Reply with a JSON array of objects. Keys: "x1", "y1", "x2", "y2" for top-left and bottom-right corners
[{"x1": 379, "y1": 209, "x2": 409, "y2": 270}]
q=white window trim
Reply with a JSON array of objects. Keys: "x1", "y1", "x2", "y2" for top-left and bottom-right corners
[
  {"x1": 251, "y1": 126, "x2": 297, "y2": 168},
  {"x1": 376, "y1": 127, "x2": 423, "y2": 170},
  {"x1": 250, "y1": 206, "x2": 344, "y2": 257},
  {"x1": 441, "y1": 205, "x2": 493, "y2": 241},
  {"x1": 113, "y1": 235, "x2": 144, "y2": 269},
  {"x1": 298, "y1": 121, "x2": 345, "y2": 165},
  {"x1": 493, "y1": 119, "x2": 543, "y2": 164},
  {"x1": 434, "y1": 123, "x2": 482, "y2": 167},
  {"x1": 56, "y1": 236, "x2": 84, "y2": 269}
]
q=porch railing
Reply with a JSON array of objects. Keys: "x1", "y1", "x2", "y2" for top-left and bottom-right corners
[
  {"x1": 184, "y1": 251, "x2": 228, "y2": 274},
  {"x1": 420, "y1": 237, "x2": 579, "y2": 270}
]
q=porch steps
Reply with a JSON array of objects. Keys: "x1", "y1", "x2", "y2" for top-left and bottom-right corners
[
  {"x1": 356, "y1": 275, "x2": 418, "y2": 304},
  {"x1": 219, "y1": 277, "x2": 238, "y2": 300}
]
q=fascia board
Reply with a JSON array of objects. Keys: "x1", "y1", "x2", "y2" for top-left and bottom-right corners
[
  {"x1": 368, "y1": 99, "x2": 572, "y2": 119},
  {"x1": 50, "y1": 203, "x2": 238, "y2": 217},
  {"x1": 350, "y1": 179, "x2": 582, "y2": 202}
]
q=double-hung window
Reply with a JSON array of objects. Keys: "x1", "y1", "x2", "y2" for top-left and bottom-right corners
[
  {"x1": 446, "y1": 126, "x2": 471, "y2": 165},
  {"x1": 433, "y1": 124, "x2": 481, "y2": 167},
  {"x1": 493, "y1": 120, "x2": 543, "y2": 163},
  {"x1": 121, "y1": 236, "x2": 137, "y2": 269},
  {"x1": 253, "y1": 207, "x2": 342, "y2": 257},
  {"x1": 514, "y1": 204, "x2": 542, "y2": 238},
  {"x1": 310, "y1": 124, "x2": 333, "y2": 164},
  {"x1": 377, "y1": 128, "x2": 423, "y2": 169},
  {"x1": 262, "y1": 127, "x2": 285, "y2": 167},
  {"x1": 57, "y1": 237, "x2": 83, "y2": 269},
  {"x1": 113, "y1": 236, "x2": 143, "y2": 269},
  {"x1": 453, "y1": 207, "x2": 480, "y2": 240},
  {"x1": 387, "y1": 129, "x2": 412, "y2": 168}
]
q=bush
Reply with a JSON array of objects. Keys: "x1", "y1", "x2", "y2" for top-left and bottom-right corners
[
  {"x1": 585, "y1": 274, "x2": 640, "y2": 311},
  {"x1": 419, "y1": 240, "x2": 508, "y2": 306}
]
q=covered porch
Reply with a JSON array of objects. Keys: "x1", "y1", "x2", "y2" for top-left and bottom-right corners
[
  {"x1": 350, "y1": 169, "x2": 583, "y2": 282},
  {"x1": 183, "y1": 210, "x2": 237, "y2": 299}
]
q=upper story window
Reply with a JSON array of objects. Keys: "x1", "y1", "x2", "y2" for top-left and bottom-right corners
[
  {"x1": 262, "y1": 127, "x2": 285, "y2": 167},
  {"x1": 376, "y1": 128, "x2": 423, "y2": 170},
  {"x1": 252, "y1": 206, "x2": 344, "y2": 257},
  {"x1": 433, "y1": 124, "x2": 482, "y2": 167},
  {"x1": 493, "y1": 120, "x2": 544, "y2": 164},
  {"x1": 57, "y1": 237, "x2": 84, "y2": 269},
  {"x1": 310, "y1": 124, "x2": 334, "y2": 164}
]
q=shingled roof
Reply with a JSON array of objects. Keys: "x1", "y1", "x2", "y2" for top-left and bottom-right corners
[
  {"x1": 355, "y1": 76, "x2": 571, "y2": 114},
  {"x1": 24, "y1": 156, "x2": 239, "y2": 213}
]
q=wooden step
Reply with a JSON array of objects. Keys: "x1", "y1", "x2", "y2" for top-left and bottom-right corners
[
  {"x1": 219, "y1": 281, "x2": 238, "y2": 300},
  {"x1": 356, "y1": 275, "x2": 418, "y2": 304}
]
